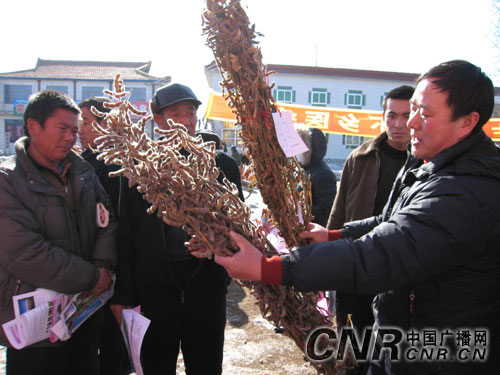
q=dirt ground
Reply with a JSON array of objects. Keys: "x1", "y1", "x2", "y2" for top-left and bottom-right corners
[{"x1": 176, "y1": 281, "x2": 319, "y2": 375}]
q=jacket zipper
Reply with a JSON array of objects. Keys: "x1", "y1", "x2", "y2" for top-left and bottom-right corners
[
  {"x1": 409, "y1": 288, "x2": 416, "y2": 326},
  {"x1": 161, "y1": 222, "x2": 203, "y2": 305}
]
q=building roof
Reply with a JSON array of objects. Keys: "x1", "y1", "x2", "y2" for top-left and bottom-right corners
[
  {"x1": 205, "y1": 61, "x2": 420, "y2": 82},
  {"x1": 0, "y1": 58, "x2": 170, "y2": 82}
]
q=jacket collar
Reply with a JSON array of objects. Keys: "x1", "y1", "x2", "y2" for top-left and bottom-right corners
[
  {"x1": 357, "y1": 132, "x2": 388, "y2": 157},
  {"x1": 413, "y1": 130, "x2": 500, "y2": 180},
  {"x1": 15, "y1": 137, "x2": 93, "y2": 195}
]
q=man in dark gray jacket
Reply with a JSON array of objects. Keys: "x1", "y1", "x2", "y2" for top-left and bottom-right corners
[
  {"x1": 0, "y1": 90, "x2": 117, "y2": 375},
  {"x1": 215, "y1": 60, "x2": 500, "y2": 375}
]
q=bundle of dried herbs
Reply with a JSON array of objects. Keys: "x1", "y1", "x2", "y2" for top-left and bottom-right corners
[{"x1": 203, "y1": 1, "x2": 348, "y2": 373}]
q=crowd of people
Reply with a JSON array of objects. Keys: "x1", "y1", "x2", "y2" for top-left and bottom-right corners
[{"x1": 0, "y1": 59, "x2": 498, "y2": 375}]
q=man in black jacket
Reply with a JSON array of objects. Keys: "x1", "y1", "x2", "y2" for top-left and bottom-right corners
[
  {"x1": 110, "y1": 83, "x2": 243, "y2": 375},
  {"x1": 215, "y1": 60, "x2": 500, "y2": 375}
]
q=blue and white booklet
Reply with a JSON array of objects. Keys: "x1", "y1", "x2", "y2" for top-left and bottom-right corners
[{"x1": 2, "y1": 278, "x2": 114, "y2": 349}]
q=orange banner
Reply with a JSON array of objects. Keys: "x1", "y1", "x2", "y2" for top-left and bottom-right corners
[{"x1": 205, "y1": 91, "x2": 500, "y2": 141}]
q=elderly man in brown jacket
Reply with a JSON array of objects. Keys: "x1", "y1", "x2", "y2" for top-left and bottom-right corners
[{"x1": 0, "y1": 90, "x2": 117, "y2": 375}]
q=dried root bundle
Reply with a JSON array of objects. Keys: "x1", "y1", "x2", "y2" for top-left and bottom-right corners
[
  {"x1": 204, "y1": 0, "x2": 312, "y2": 248},
  {"x1": 92, "y1": 78, "x2": 347, "y2": 375},
  {"x1": 93, "y1": 75, "x2": 260, "y2": 257},
  {"x1": 203, "y1": 1, "x2": 350, "y2": 373}
]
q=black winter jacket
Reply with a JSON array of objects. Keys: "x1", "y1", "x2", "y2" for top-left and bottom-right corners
[{"x1": 282, "y1": 130, "x2": 500, "y2": 374}]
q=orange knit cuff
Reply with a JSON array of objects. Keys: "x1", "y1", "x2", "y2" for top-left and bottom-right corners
[
  {"x1": 328, "y1": 230, "x2": 341, "y2": 241},
  {"x1": 261, "y1": 255, "x2": 283, "y2": 285}
]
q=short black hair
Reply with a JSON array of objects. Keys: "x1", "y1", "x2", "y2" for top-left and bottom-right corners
[
  {"x1": 382, "y1": 85, "x2": 415, "y2": 112},
  {"x1": 417, "y1": 60, "x2": 494, "y2": 131},
  {"x1": 23, "y1": 90, "x2": 80, "y2": 136},
  {"x1": 78, "y1": 96, "x2": 111, "y2": 123}
]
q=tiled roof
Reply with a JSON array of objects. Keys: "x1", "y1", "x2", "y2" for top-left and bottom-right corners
[
  {"x1": 0, "y1": 58, "x2": 170, "y2": 82},
  {"x1": 206, "y1": 61, "x2": 500, "y2": 95},
  {"x1": 266, "y1": 64, "x2": 420, "y2": 82},
  {"x1": 205, "y1": 61, "x2": 419, "y2": 82}
]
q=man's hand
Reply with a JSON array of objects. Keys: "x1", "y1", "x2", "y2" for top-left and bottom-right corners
[
  {"x1": 299, "y1": 223, "x2": 329, "y2": 244},
  {"x1": 214, "y1": 231, "x2": 262, "y2": 281},
  {"x1": 110, "y1": 304, "x2": 132, "y2": 326},
  {"x1": 87, "y1": 267, "x2": 113, "y2": 296}
]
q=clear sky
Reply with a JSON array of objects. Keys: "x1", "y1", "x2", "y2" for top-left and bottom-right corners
[{"x1": 1, "y1": 0, "x2": 498, "y2": 111}]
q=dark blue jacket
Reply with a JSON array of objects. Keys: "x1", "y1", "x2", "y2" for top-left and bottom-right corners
[{"x1": 282, "y1": 130, "x2": 500, "y2": 374}]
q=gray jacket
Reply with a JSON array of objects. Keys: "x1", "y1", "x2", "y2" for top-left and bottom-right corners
[{"x1": 0, "y1": 137, "x2": 117, "y2": 347}]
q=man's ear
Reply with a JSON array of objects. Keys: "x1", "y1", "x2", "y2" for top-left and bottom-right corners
[
  {"x1": 462, "y1": 111, "x2": 480, "y2": 135},
  {"x1": 153, "y1": 113, "x2": 167, "y2": 129},
  {"x1": 26, "y1": 118, "x2": 41, "y2": 138}
]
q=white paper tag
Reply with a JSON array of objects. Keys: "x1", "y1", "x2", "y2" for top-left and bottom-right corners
[
  {"x1": 272, "y1": 111, "x2": 309, "y2": 157},
  {"x1": 297, "y1": 203, "x2": 304, "y2": 224}
]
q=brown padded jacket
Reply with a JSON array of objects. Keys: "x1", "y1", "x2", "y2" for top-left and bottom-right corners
[
  {"x1": 0, "y1": 137, "x2": 117, "y2": 347},
  {"x1": 327, "y1": 132, "x2": 387, "y2": 230}
]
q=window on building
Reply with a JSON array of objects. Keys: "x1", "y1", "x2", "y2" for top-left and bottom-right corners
[
  {"x1": 308, "y1": 88, "x2": 330, "y2": 107},
  {"x1": 81, "y1": 86, "x2": 105, "y2": 99},
  {"x1": 4, "y1": 85, "x2": 32, "y2": 104},
  {"x1": 273, "y1": 86, "x2": 295, "y2": 103},
  {"x1": 46, "y1": 85, "x2": 68, "y2": 94},
  {"x1": 5, "y1": 119, "x2": 24, "y2": 143},
  {"x1": 344, "y1": 90, "x2": 366, "y2": 109},
  {"x1": 130, "y1": 87, "x2": 147, "y2": 102},
  {"x1": 380, "y1": 92, "x2": 388, "y2": 108},
  {"x1": 342, "y1": 134, "x2": 365, "y2": 149}
]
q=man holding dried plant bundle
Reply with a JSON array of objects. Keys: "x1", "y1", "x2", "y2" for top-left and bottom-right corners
[
  {"x1": 110, "y1": 83, "x2": 243, "y2": 375},
  {"x1": 215, "y1": 60, "x2": 500, "y2": 375}
]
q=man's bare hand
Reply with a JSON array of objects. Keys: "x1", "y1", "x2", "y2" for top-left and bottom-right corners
[
  {"x1": 214, "y1": 231, "x2": 262, "y2": 281},
  {"x1": 299, "y1": 223, "x2": 329, "y2": 244},
  {"x1": 109, "y1": 304, "x2": 132, "y2": 326},
  {"x1": 87, "y1": 267, "x2": 113, "y2": 296}
]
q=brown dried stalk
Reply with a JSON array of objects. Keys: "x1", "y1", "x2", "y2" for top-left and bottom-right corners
[
  {"x1": 203, "y1": 1, "x2": 350, "y2": 374},
  {"x1": 93, "y1": 76, "x2": 349, "y2": 374},
  {"x1": 204, "y1": 0, "x2": 312, "y2": 248}
]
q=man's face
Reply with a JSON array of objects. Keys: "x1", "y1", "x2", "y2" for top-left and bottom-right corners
[
  {"x1": 28, "y1": 108, "x2": 79, "y2": 167},
  {"x1": 408, "y1": 79, "x2": 474, "y2": 160},
  {"x1": 78, "y1": 107, "x2": 99, "y2": 149},
  {"x1": 158, "y1": 100, "x2": 197, "y2": 136},
  {"x1": 383, "y1": 98, "x2": 411, "y2": 150}
]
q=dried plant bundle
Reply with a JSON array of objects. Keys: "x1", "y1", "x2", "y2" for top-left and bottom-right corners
[
  {"x1": 92, "y1": 75, "x2": 347, "y2": 374},
  {"x1": 203, "y1": 1, "x2": 350, "y2": 373}
]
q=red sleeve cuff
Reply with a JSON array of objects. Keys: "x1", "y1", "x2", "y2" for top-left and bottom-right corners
[
  {"x1": 261, "y1": 255, "x2": 283, "y2": 285},
  {"x1": 328, "y1": 230, "x2": 341, "y2": 241}
]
